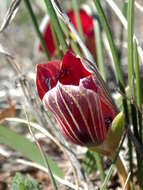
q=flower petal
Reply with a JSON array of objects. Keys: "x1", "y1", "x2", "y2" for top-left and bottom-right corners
[
  {"x1": 36, "y1": 61, "x2": 60, "y2": 100},
  {"x1": 80, "y1": 76, "x2": 116, "y2": 125},
  {"x1": 59, "y1": 51, "x2": 91, "y2": 85},
  {"x1": 67, "y1": 9, "x2": 93, "y2": 37},
  {"x1": 39, "y1": 23, "x2": 55, "y2": 56},
  {"x1": 43, "y1": 82, "x2": 108, "y2": 146}
]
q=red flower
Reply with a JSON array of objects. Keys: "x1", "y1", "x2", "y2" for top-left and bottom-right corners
[
  {"x1": 40, "y1": 9, "x2": 95, "y2": 57},
  {"x1": 36, "y1": 51, "x2": 116, "y2": 146}
]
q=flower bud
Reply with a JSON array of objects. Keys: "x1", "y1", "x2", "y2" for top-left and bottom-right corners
[{"x1": 36, "y1": 51, "x2": 117, "y2": 146}]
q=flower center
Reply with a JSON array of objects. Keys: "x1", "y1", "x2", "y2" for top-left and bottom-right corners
[{"x1": 105, "y1": 117, "x2": 113, "y2": 129}]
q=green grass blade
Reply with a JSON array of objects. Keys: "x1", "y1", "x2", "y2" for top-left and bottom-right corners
[
  {"x1": 100, "y1": 133, "x2": 126, "y2": 190},
  {"x1": 93, "y1": 15, "x2": 106, "y2": 81},
  {"x1": 83, "y1": 150, "x2": 105, "y2": 185},
  {"x1": 59, "y1": 19, "x2": 82, "y2": 56},
  {"x1": 52, "y1": 1, "x2": 94, "y2": 62},
  {"x1": 50, "y1": 23, "x2": 62, "y2": 59},
  {"x1": 93, "y1": 0, "x2": 124, "y2": 90},
  {"x1": 127, "y1": 0, "x2": 135, "y2": 97},
  {"x1": 127, "y1": 0, "x2": 135, "y2": 178},
  {"x1": 134, "y1": 39, "x2": 143, "y2": 187},
  {"x1": 134, "y1": 39, "x2": 142, "y2": 143},
  {"x1": 44, "y1": 0, "x2": 68, "y2": 53},
  {"x1": 93, "y1": 1, "x2": 129, "y2": 133},
  {"x1": 134, "y1": 40, "x2": 142, "y2": 109},
  {"x1": 94, "y1": 153, "x2": 106, "y2": 187},
  {"x1": 105, "y1": 0, "x2": 143, "y2": 66},
  {"x1": 0, "y1": 125, "x2": 64, "y2": 179},
  {"x1": 100, "y1": 164, "x2": 115, "y2": 190},
  {"x1": 23, "y1": 0, "x2": 50, "y2": 60},
  {"x1": 118, "y1": 0, "x2": 128, "y2": 62},
  {"x1": 72, "y1": 0, "x2": 84, "y2": 41}
]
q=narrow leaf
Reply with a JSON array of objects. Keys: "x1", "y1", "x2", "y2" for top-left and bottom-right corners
[{"x1": 0, "y1": 124, "x2": 64, "y2": 179}]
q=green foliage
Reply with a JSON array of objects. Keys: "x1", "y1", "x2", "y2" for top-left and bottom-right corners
[
  {"x1": 11, "y1": 173, "x2": 40, "y2": 190},
  {"x1": 0, "y1": 125, "x2": 64, "y2": 179},
  {"x1": 83, "y1": 150, "x2": 97, "y2": 174}
]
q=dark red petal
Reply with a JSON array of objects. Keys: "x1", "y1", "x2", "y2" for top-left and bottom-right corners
[
  {"x1": 59, "y1": 51, "x2": 91, "y2": 85},
  {"x1": 43, "y1": 82, "x2": 108, "y2": 146},
  {"x1": 43, "y1": 84, "x2": 84, "y2": 145},
  {"x1": 36, "y1": 61, "x2": 60, "y2": 100},
  {"x1": 80, "y1": 76, "x2": 116, "y2": 124},
  {"x1": 67, "y1": 9, "x2": 93, "y2": 36},
  {"x1": 39, "y1": 23, "x2": 55, "y2": 56}
]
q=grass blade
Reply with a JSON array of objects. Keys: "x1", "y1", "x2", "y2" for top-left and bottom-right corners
[
  {"x1": 93, "y1": 1, "x2": 129, "y2": 135},
  {"x1": 100, "y1": 133, "x2": 127, "y2": 190},
  {"x1": 94, "y1": 153, "x2": 106, "y2": 187},
  {"x1": 59, "y1": 19, "x2": 82, "y2": 56},
  {"x1": 53, "y1": 0, "x2": 95, "y2": 62},
  {"x1": 72, "y1": 0, "x2": 84, "y2": 41},
  {"x1": 24, "y1": 0, "x2": 50, "y2": 60},
  {"x1": 134, "y1": 40, "x2": 142, "y2": 143},
  {"x1": 127, "y1": 0, "x2": 135, "y2": 97},
  {"x1": 134, "y1": 40, "x2": 142, "y2": 109},
  {"x1": 105, "y1": 0, "x2": 143, "y2": 65},
  {"x1": 93, "y1": 14, "x2": 106, "y2": 81},
  {"x1": 93, "y1": 0, "x2": 124, "y2": 89},
  {"x1": 44, "y1": 0, "x2": 68, "y2": 53}
]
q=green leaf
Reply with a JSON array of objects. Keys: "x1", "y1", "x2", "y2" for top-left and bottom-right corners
[
  {"x1": 0, "y1": 125, "x2": 64, "y2": 179},
  {"x1": 82, "y1": 150, "x2": 97, "y2": 174},
  {"x1": 11, "y1": 173, "x2": 27, "y2": 190},
  {"x1": 106, "y1": 112, "x2": 124, "y2": 152},
  {"x1": 11, "y1": 173, "x2": 40, "y2": 190},
  {"x1": 25, "y1": 175, "x2": 40, "y2": 190}
]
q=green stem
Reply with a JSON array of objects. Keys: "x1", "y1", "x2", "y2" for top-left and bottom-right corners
[
  {"x1": 72, "y1": 0, "x2": 85, "y2": 41},
  {"x1": 94, "y1": 153, "x2": 106, "y2": 186},
  {"x1": 44, "y1": 0, "x2": 68, "y2": 53},
  {"x1": 24, "y1": 0, "x2": 50, "y2": 60}
]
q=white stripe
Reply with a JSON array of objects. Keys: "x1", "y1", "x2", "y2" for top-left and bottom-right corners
[
  {"x1": 47, "y1": 91, "x2": 83, "y2": 144},
  {"x1": 61, "y1": 86, "x2": 95, "y2": 143}
]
